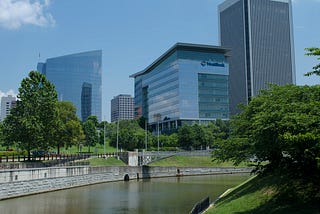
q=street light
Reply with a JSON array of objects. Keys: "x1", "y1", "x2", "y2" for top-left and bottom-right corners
[
  {"x1": 116, "y1": 119, "x2": 119, "y2": 160},
  {"x1": 103, "y1": 116, "x2": 106, "y2": 158},
  {"x1": 145, "y1": 119, "x2": 148, "y2": 151},
  {"x1": 153, "y1": 113, "x2": 161, "y2": 155}
]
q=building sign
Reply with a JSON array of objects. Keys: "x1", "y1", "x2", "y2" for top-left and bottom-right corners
[{"x1": 201, "y1": 61, "x2": 225, "y2": 67}]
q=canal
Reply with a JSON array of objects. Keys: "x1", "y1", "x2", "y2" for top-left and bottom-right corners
[{"x1": 0, "y1": 174, "x2": 250, "y2": 214}]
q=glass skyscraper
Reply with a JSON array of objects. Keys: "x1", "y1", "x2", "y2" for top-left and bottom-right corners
[
  {"x1": 131, "y1": 43, "x2": 229, "y2": 132},
  {"x1": 37, "y1": 50, "x2": 102, "y2": 121},
  {"x1": 219, "y1": 0, "x2": 296, "y2": 115}
]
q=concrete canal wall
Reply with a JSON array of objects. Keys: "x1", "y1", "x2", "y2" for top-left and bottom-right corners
[{"x1": 0, "y1": 166, "x2": 251, "y2": 200}]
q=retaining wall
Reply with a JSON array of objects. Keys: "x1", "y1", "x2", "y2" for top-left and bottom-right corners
[{"x1": 0, "y1": 166, "x2": 251, "y2": 200}]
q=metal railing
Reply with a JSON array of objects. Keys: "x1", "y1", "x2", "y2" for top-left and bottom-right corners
[{"x1": 190, "y1": 196, "x2": 210, "y2": 214}]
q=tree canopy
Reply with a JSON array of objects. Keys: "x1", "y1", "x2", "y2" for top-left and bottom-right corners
[
  {"x1": 305, "y1": 47, "x2": 320, "y2": 76},
  {"x1": 54, "y1": 101, "x2": 84, "y2": 154},
  {"x1": 213, "y1": 84, "x2": 320, "y2": 176},
  {"x1": 109, "y1": 119, "x2": 146, "y2": 151},
  {"x1": 2, "y1": 71, "x2": 58, "y2": 159},
  {"x1": 83, "y1": 116, "x2": 99, "y2": 152}
]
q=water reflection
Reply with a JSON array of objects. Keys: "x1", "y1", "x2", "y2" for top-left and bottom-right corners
[{"x1": 0, "y1": 174, "x2": 250, "y2": 214}]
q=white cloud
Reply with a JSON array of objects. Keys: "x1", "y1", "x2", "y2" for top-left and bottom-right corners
[
  {"x1": 0, "y1": 90, "x2": 17, "y2": 100},
  {"x1": 0, "y1": 0, "x2": 55, "y2": 30}
]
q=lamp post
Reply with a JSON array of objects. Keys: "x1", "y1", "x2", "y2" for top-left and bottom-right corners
[
  {"x1": 153, "y1": 113, "x2": 161, "y2": 155},
  {"x1": 157, "y1": 120, "x2": 159, "y2": 154},
  {"x1": 116, "y1": 119, "x2": 119, "y2": 160},
  {"x1": 104, "y1": 120, "x2": 106, "y2": 157},
  {"x1": 145, "y1": 119, "x2": 148, "y2": 151}
]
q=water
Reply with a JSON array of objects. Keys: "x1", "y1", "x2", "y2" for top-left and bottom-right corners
[{"x1": 0, "y1": 174, "x2": 250, "y2": 214}]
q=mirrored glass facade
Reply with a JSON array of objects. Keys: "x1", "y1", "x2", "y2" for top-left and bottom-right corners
[
  {"x1": 37, "y1": 50, "x2": 102, "y2": 121},
  {"x1": 131, "y1": 43, "x2": 229, "y2": 131}
]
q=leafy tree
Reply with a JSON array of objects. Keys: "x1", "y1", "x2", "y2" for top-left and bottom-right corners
[
  {"x1": 83, "y1": 116, "x2": 99, "y2": 152},
  {"x1": 213, "y1": 84, "x2": 320, "y2": 176},
  {"x1": 305, "y1": 47, "x2": 320, "y2": 76},
  {"x1": 158, "y1": 133, "x2": 178, "y2": 149},
  {"x1": 110, "y1": 119, "x2": 146, "y2": 151},
  {"x1": 214, "y1": 119, "x2": 230, "y2": 139},
  {"x1": 0, "y1": 121, "x2": 3, "y2": 143},
  {"x1": 54, "y1": 101, "x2": 84, "y2": 154},
  {"x1": 178, "y1": 124, "x2": 195, "y2": 150},
  {"x1": 2, "y1": 71, "x2": 58, "y2": 159}
]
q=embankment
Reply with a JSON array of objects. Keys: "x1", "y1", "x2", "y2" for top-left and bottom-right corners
[{"x1": 0, "y1": 166, "x2": 251, "y2": 200}]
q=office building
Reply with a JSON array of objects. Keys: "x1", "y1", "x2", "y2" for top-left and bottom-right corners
[
  {"x1": 0, "y1": 95, "x2": 16, "y2": 121},
  {"x1": 130, "y1": 43, "x2": 229, "y2": 132},
  {"x1": 219, "y1": 0, "x2": 296, "y2": 114},
  {"x1": 111, "y1": 94, "x2": 134, "y2": 122},
  {"x1": 37, "y1": 50, "x2": 102, "y2": 121}
]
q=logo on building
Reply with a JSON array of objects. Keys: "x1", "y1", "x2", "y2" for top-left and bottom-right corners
[{"x1": 201, "y1": 61, "x2": 225, "y2": 67}]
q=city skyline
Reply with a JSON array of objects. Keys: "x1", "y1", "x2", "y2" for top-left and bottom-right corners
[{"x1": 0, "y1": 0, "x2": 319, "y2": 122}]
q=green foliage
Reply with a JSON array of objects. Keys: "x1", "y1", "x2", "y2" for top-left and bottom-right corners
[
  {"x1": 213, "y1": 84, "x2": 320, "y2": 176},
  {"x1": 109, "y1": 119, "x2": 146, "y2": 151},
  {"x1": 177, "y1": 124, "x2": 195, "y2": 150},
  {"x1": 178, "y1": 121, "x2": 229, "y2": 150},
  {"x1": 305, "y1": 47, "x2": 320, "y2": 76},
  {"x1": 83, "y1": 116, "x2": 99, "y2": 152},
  {"x1": 54, "y1": 101, "x2": 84, "y2": 153},
  {"x1": 0, "y1": 122, "x2": 3, "y2": 143},
  {"x1": 2, "y1": 71, "x2": 58, "y2": 158}
]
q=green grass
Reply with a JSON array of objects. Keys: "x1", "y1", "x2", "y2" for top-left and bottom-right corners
[
  {"x1": 148, "y1": 156, "x2": 250, "y2": 168},
  {"x1": 58, "y1": 141, "x2": 117, "y2": 154},
  {"x1": 0, "y1": 141, "x2": 118, "y2": 154},
  {"x1": 86, "y1": 157, "x2": 126, "y2": 166},
  {"x1": 205, "y1": 173, "x2": 320, "y2": 214}
]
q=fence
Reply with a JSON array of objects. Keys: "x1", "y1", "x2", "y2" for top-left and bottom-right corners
[
  {"x1": 190, "y1": 196, "x2": 210, "y2": 214},
  {"x1": 0, "y1": 153, "x2": 90, "y2": 163}
]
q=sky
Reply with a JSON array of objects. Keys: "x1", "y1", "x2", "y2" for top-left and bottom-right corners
[{"x1": 0, "y1": 0, "x2": 319, "y2": 122}]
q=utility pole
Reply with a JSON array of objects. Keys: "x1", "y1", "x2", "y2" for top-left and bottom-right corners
[
  {"x1": 103, "y1": 116, "x2": 106, "y2": 157},
  {"x1": 116, "y1": 119, "x2": 119, "y2": 160},
  {"x1": 145, "y1": 119, "x2": 148, "y2": 151}
]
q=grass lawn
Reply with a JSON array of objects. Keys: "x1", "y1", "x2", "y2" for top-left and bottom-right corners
[
  {"x1": 85, "y1": 157, "x2": 126, "y2": 166},
  {"x1": 148, "y1": 155, "x2": 251, "y2": 168},
  {"x1": 205, "y1": 173, "x2": 320, "y2": 214},
  {"x1": 59, "y1": 141, "x2": 117, "y2": 154}
]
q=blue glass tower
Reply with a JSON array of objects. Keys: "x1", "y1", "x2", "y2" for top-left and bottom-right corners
[
  {"x1": 37, "y1": 50, "x2": 102, "y2": 121},
  {"x1": 131, "y1": 43, "x2": 229, "y2": 132}
]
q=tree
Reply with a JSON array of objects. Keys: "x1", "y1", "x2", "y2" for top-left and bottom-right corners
[
  {"x1": 213, "y1": 84, "x2": 320, "y2": 175},
  {"x1": 0, "y1": 122, "x2": 3, "y2": 143},
  {"x1": 2, "y1": 71, "x2": 58, "y2": 159},
  {"x1": 83, "y1": 116, "x2": 99, "y2": 152},
  {"x1": 110, "y1": 119, "x2": 146, "y2": 151},
  {"x1": 305, "y1": 47, "x2": 320, "y2": 76},
  {"x1": 54, "y1": 101, "x2": 84, "y2": 154},
  {"x1": 178, "y1": 124, "x2": 195, "y2": 150}
]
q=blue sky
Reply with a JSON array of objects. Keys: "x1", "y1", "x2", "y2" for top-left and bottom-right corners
[{"x1": 0, "y1": 0, "x2": 319, "y2": 121}]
